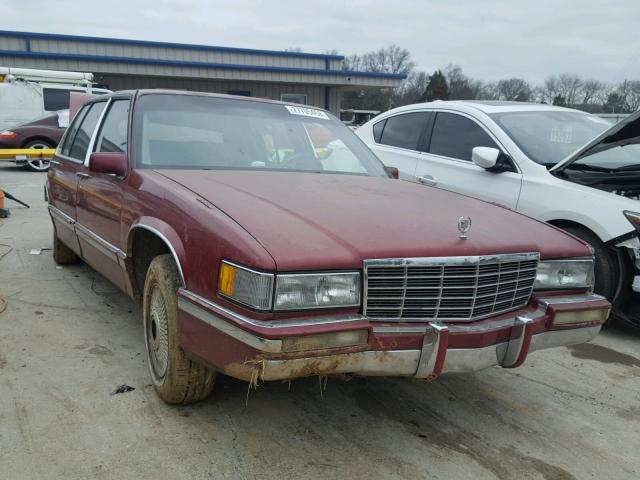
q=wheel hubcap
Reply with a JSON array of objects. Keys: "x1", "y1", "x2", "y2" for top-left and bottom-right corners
[
  {"x1": 147, "y1": 286, "x2": 169, "y2": 380},
  {"x1": 27, "y1": 143, "x2": 51, "y2": 171}
]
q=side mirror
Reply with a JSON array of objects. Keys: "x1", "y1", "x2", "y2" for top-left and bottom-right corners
[
  {"x1": 472, "y1": 147, "x2": 500, "y2": 169},
  {"x1": 89, "y1": 152, "x2": 127, "y2": 176},
  {"x1": 384, "y1": 166, "x2": 399, "y2": 179}
]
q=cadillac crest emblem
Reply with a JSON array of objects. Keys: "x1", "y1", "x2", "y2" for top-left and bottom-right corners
[{"x1": 458, "y1": 216, "x2": 472, "y2": 239}]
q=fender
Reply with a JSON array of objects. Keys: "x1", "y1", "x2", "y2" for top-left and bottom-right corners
[{"x1": 127, "y1": 216, "x2": 187, "y2": 285}]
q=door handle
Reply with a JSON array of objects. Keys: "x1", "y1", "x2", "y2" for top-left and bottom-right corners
[
  {"x1": 76, "y1": 172, "x2": 90, "y2": 178},
  {"x1": 416, "y1": 175, "x2": 437, "y2": 186},
  {"x1": 50, "y1": 160, "x2": 61, "y2": 166}
]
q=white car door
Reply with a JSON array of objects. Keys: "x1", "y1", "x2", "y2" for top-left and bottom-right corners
[
  {"x1": 414, "y1": 111, "x2": 523, "y2": 210},
  {"x1": 367, "y1": 111, "x2": 431, "y2": 181}
]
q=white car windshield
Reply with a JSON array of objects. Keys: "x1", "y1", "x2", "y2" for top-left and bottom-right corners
[
  {"x1": 133, "y1": 93, "x2": 387, "y2": 177},
  {"x1": 490, "y1": 111, "x2": 611, "y2": 166}
]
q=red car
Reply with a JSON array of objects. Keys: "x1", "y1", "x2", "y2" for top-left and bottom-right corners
[
  {"x1": 0, "y1": 110, "x2": 68, "y2": 171},
  {"x1": 46, "y1": 90, "x2": 610, "y2": 405}
]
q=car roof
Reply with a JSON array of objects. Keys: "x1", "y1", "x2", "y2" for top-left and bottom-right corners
[
  {"x1": 384, "y1": 100, "x2": 585, "y2": 115},
  {"x1": 97, "y1": 89, "x2": 332, "y2": 112}
]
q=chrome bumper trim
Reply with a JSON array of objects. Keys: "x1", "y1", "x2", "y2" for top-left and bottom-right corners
[
  {"x1": 178, "y1": 297, "x2": 283, "y2": 353},
  {"x1": 179, "y1": 289, "x2": 366, "y2": 329},
  {"x1": 244, "y1": 326, "x2": 603, "y2": 381},
  {"x1": 537, "y1": 293, "x2": 605, "y2": 309}
]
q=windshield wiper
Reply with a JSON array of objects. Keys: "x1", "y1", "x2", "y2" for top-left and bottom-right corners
[
  {"x1": 610, "y1": 163, "x2": 640, "y2": 172},
  {"x1": 564, "y1": 163, "x2": 613, "y2": 172}
]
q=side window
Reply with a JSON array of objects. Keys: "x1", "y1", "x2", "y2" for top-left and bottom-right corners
[
  {"x1": 379, "y1": 112, "x2": 428, "y2": 150},
  {"x1": 94, "y1": 100, "x2": 130, "y2": 153},
  {"x1": 429, "y1": 113, "x2": 498, "y2": 161},
  {"x1": 372, "y1": 120, "x2": 386, "y2": 143},
  {"x1": 43, "y1": 88, "x2": 82, "y2": 111},
  {"x1": 61, "y1": 105, "x2": 90, "y2": 157},
  {"x1": 68, "y1": 102, "x2": 106, "y2": 161}
]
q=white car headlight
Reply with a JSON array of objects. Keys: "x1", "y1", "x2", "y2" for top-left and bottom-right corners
[
  {"x1": 275, "y1": 272, "x2": 361, "y2": 310},
  {"x1": 218, "y1": 261, "x2": 361, "y2": 311},
  {"x1": 218, "y1": 260, "x2": 274, "y2": 310},
  {"x1": 534, "y1": 259, "x2": 594, "y2": 290}
]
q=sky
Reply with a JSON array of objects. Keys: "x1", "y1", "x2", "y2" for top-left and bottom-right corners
[{"x1": 2, "y1": 0, "x2": 638, "y2": 84}]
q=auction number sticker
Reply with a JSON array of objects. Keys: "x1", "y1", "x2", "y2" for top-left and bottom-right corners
[{"x1": 285, "y1": 105, "x2": 330, "y2": 120}]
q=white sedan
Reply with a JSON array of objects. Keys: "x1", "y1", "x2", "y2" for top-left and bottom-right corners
[{"x1": 357, "y1": 101, "x2": 640, "y2": 328}]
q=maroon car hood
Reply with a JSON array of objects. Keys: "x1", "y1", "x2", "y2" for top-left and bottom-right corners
[{"x1": 158, "y1": 170, "x2": 590, "y2": 270}]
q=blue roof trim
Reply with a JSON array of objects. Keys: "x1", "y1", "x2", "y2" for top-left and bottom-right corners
[
  {"x1": 0, "y1": 30, "x2": 345, "y2": 61},
  {"x1": 0, "y1": 50, "x2": 407, "y2": 80}
]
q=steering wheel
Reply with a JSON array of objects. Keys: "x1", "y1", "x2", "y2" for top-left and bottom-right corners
[{"x1": 280, "y1": 153, "x2": 323, "y2": 171}]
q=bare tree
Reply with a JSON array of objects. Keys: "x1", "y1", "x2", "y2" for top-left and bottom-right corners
[
  {"x1": 620, "y1": 80, "x2": 640, "y2": 112},
  {"x1": 581, "y1": 79, "x2": 606, "y2": 104},
  {"x1": 496, "y1": 78, "x2": 532, "y2": 101},
  {"x1": 444, "y1": 65, "x2": 482, "y2": 100}
]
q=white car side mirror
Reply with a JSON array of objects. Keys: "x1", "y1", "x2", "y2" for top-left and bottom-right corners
[{"x1": 472, "y1": 147, "x2": 501, "y2": 169}]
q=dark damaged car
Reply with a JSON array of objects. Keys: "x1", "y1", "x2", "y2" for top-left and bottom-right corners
[{"x1": 46, "y1": 91, "x2": 610, "y2": 404}]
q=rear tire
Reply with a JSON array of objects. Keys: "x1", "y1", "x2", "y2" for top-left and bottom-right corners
[
  {"x1": 24, "y1": 140, "x2": 53, "y2": 172},
  {"x1": 563, "y1": 226, "x2": 618, "y2": 301},
  {"x1": 143, "y1": 254, "x2": 216, "y2": 404},
  {"x1": 52, "y1": 228, "x2": 80, "y2": 265}
]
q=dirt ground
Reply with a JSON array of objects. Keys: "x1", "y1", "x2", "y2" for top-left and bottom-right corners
[{"x1": 1, "y1": 164, "x2": 639, "y2": 480}]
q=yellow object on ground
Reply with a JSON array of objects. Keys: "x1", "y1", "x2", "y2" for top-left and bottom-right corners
[{"x1": 0, "y1": 149, "x2": 56, "y2": 160}]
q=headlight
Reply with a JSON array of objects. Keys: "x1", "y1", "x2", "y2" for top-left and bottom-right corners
[
  {"x1": 218, "y1": 260, "x2": 274, "y2": 310},
  {"x1": 534, "y1": 259, "x2": 594, "y2": 290},
  {"x1": 217, "y1": 261, "x2": 361, "y2": 311},
  {"x1": 623, "y1": 211, "x2": 640, "y2": 232},
  {"x1": 275, "y1": 272, "x2": 361, "y2": 310}
]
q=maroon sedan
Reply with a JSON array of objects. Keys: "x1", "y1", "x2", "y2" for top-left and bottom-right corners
[
  {"x1": 0, "y1": 110, "x2": 68, "y2": 171},
  {"x1": 46, "y1": 90, "x2": 610, "y2": 405}
]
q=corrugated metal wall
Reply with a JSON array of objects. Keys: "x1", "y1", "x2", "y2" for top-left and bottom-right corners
[{"x1": 29, "y1": 38, "x2": 329, "y2": 70}]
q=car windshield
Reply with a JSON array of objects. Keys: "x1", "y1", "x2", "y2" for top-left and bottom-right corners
[
  {"x1": 133, "y1": 93, "x2": 387, "y2": 176},
  {"x1": 490, "y1": 111, "x2": 612, "y2": 166}
]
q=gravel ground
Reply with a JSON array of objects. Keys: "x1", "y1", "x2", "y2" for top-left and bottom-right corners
[{"x1": 1, "y1": 164, "x2": 639, "y2": 480}]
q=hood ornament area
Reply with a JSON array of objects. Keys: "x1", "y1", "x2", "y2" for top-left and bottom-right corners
[{"x1": 458, "y1": 216, "x2": 472, "y2": 239}]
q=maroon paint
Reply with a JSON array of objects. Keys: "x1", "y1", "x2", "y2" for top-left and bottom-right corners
[{"x1": 46, "y1": 90, "x2": 610, "y2": 380}]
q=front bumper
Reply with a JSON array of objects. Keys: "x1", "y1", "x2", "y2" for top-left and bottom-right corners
[{"x1": 177, "y1": 290, "x2": 609, "y2": 382}]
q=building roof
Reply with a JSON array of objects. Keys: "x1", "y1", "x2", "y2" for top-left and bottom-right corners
[
  {"x1": 0, "y1": 31, "x2": 406, "y2": 87},
  {"x1": 0, "y1": 30, "x2": 345, "y2": 61}
]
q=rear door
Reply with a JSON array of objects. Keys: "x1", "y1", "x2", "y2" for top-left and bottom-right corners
[
  {"x1": 75, "y1": 97, "x2": 131, "y2": 290},
  {"x1": 47, "y1": 102, "x2": 102, "y2": 255},
  {"x1": 367, "y1": 111, "x2": 432, "y2": 181},
  {"x1": 415, "y1": 111, "x2": 522, "y2": 209}
]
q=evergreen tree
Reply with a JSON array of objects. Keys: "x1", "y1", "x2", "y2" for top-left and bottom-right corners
[{"x1": 421, "y1": 70, "x2": 450, "y2": 102}]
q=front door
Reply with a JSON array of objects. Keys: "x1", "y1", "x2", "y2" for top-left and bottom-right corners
[
  {"x1": 75, "y1": 98, "x2": 131, "y2": 291},
  {"x1": 415, "y1": 111, "x2": 522, "y2": 210}
]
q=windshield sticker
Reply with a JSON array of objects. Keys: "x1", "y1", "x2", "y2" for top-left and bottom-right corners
[
  {"x1": 285, "y1": 105, "x2": 330, "y2": 120},
  {"x1": 550, "y1": 125, "x2": 573, "y2": 144}
]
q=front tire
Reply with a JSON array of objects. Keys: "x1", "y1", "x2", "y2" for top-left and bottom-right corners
[
  {"x1": 563, "y1": 226, "x2": 618, "y2": 301},
  {"x1": 24, "y1": 140, "x2": 53, "y2": 172},
  {"x1": 143, "y1": 254, "x2": 216, "y2": 404}
]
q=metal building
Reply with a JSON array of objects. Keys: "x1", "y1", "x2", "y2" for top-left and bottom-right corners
[{"x1": 0, "y1": 30, "x2": 405, "y2": 114}]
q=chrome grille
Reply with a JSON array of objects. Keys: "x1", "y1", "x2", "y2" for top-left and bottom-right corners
[{"x1": 364, "y1": 253, "x2": 540, "y2": 321}]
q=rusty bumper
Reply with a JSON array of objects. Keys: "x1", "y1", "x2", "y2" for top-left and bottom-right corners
[{"x1": 177, "y1": 289, "x2": 609, "y2": 382}]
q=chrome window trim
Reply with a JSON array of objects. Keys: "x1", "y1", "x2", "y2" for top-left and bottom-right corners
[
  {"x1": 363, "y1": 253, "x2": 540, "y2": 322},
  {"x1": 83, "y1": 98, "x2": 111, "y2": 167}
]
